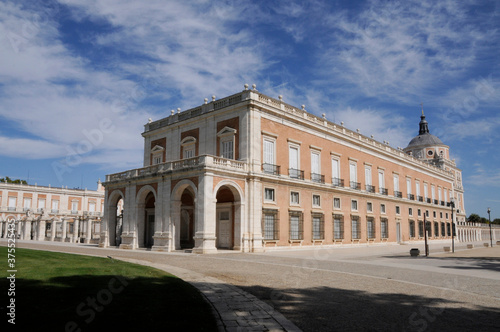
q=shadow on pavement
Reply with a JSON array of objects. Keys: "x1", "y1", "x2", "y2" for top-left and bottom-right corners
[{"x1": 240, "y1": 284, "x2": 500, "y2": 332}]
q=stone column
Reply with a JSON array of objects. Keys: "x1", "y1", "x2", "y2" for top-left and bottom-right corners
[
  {"x1": 86, "y1": 218, "x2": 92, "y2": 243},
  {"x1": 193, "y1": 173, "x2": 217, "y2": 254},
  {"x1": 51, "y1": 220, "x2": 57, "y2": 241},
  {"x1": 171, "y1": 200, "x2": 182, "y2": 250},
  {"x1": 61, "y1": 218, "x2": 67, "y2": 242},
  {"x1": 73, "y1": 218, "x2": 80, "y2": 243},
  {"x1": 36, "y1": 219, "x2": 46, "y2": 241}
]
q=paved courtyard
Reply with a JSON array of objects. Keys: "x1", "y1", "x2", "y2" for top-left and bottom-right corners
[{"x1": 5, "y1": 239, "x2": 500, "y2": 331}]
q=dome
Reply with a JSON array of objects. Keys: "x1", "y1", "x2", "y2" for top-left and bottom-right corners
[
  {"x1": 405, "y1": 110, "x2": 445, "y2": 149},
  {"x1": 406, "y1": 133, "x2": 443, "y2": 148}
]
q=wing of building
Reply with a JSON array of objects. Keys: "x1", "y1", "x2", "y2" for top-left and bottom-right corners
[
  {"x1": 0, "y1": 181, "x2": 105, "y2": 243},
  {"x1": 100, "y1": 85, "x2": 474, "y2": 253}
]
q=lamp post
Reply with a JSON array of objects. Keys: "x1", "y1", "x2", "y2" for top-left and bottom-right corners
[
  {"x1": 488, "y1": 208, "x2": 492, "y2": 247},
  {"x1": 450, "y1": 198, "x2": 455, "y2": 253}
]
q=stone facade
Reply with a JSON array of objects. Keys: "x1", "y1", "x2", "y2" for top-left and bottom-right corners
[{"x1": 101, "y1": 85, "x2": 495, "y2": 253}]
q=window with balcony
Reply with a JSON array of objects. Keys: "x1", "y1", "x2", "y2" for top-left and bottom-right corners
[
  {"x1": 71, "y1": 201, "x2": 79, "y2": 214},
  {"x1": 181, "y1": 136, "x2": 196, "y2": 159},
  {"x1": 51, "y1": 200, "x2": 59, "y2": 213},
  {"x1": 23, "y1": 198, "x2": 31, "y2": 211},
  {"x1": 218, "y1": 127, "x2": 237, "y2": 159},
  {"x1": 262, "y1": 138, "x2": 279, "y2": 175},
  {"x1": 288, "y1": 144, "x2": 303, "y2": 179},
  {"x1": 349, "y1": 161, "x2": 359, "y2": 189},
  {"x1": 365, "y1": 165, "x2": 374, "y2": 192},
  {"x1": 332, "y1": 158, "x2": 342, "y2": 187},
  {"x1": 378, "y1": 169, "x2": 386, "y2": 194},
  {"x1": 151, "y1": 145, "x2": 164, "y2": 165},
  {"x1": 8, "y1": 197, "x2": 16, "y2": 211},
  {"x1": 38, "y1": 198, "x2": 46, "y2": 212},
  {"x1": 393, "y1": 174, "x2": 401, "y2": 197},
  {"x1": 311, "y1": 151, "x2": 323, "y2": 183}
]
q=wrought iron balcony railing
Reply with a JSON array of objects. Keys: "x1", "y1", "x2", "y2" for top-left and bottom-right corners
[
  {"x1": 311, "y1": 173, "x2": 325, "y2": 183},
  {"x1": 394, "y1": 191, "x2": 403, "y2": 198},
  {"x1": 350, "y1": 181, "x2": 361, "y2": 190},
  {"x1": 365, "y1": 185, "x2": 375, "y2": 193},
  {"x1": 408, "y1": 194, "x2": 415, "y2": 200},
  {"x1": 289, "y1": 168, "x2": 304, "y2": 180},
  {"x1": 332, "y1": 177, "x2": 344, "y2": 187},
  {"x1": 262, "y1": 163, "x2": 281, "y2": 175},
  {"x1": 379, "y1": 187, "x2": 388, "y2": 195}
]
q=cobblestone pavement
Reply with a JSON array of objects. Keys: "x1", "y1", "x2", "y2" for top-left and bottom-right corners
[{"x1": 5, "y1": 239, "x2": 500, "y2": 331}]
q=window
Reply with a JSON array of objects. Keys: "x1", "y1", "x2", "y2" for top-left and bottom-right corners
[
  {"x1": 333, "y1": 197, "x2": 341, "y2": 209},
  {"x1": 218, "y1": 127, "x2": 236, "y2": 159},
  {"x1": 8, "y1": 197, "x2": 16, "y2": 211},
  {"x1": 289, "y1": 145, "x2": 300, "y2": 177},
  {"x1": 71, "y1": 201, "x2": 79, "y2": 213},
  {"x1": 426, "y1": 210, "x2": 429, "y2": 217},
  {"x1": 51, "y1": 200, "x2": 59, "y2": 213},
  {"x1": 418, "y1": 221, "x2": 424, "y2": 237},
  {"x1": 446, "y1": 223, "x2": 451, "y2": 236},
  {"x1": 312, "y1": 214, "x2": 324, "y2": 240},
  {"x1": 290, "y1": 192, "x2": 300, "y2": 205},
  {"x1": 378, "y1": 169, "x2": 385, "y2": 193},
  {"x1": 334, "y1": 214, "x2": 344, "y2": 240},
  {"x1": 264, "y1": 188, "x2": 275, "y2": 202},
  {"x1": 367, "y1": 202, "x2": 373, "y2": 213},
  {"x1": 396, "y1": 206, "x2": 400, "y2": 214},
  {"x1": 38, "y1": 198, "x2": 46, "y2": 211},
  {"x1": 289, "y1": 211, "x2": 304, "y2": 240},
  {"x1": 311, "y1": 151, "x2": 321, "y2": 181},
  {"x1": 183, "y1": 146, "x2": 195, "y2": 159},
  {"x1": 424, "y1": 183, "x2": 428, "y2": 199},
  {"x1": 418, "y1": 209, "x2": 421, "y2": 217},
  {"x1": 393, "y1": 174, "x2": 399, "y2": 192},
  {"x1": 381, "y1": 218, "x2": 388, "y2": 239},
  {"x1": 351, "y1": 217, "x2": 361, "y2": 240},
  {"x1": 365, "y1": 165, "x2": 372, "y2": 186},
  {"x1": 444, "y1": 190, "x2": 448, "y2": 203},
  {"x1": 367, "y1": 217, "x2": 375, "y2": 239},
  {"x1": 312, "y1": 194, "x2": 321, "y2": 207},
  {"x1": 446, "y1": 213, "x2": 448, "y2": 219},
  {"x1": 151, "y1": 145, "x2": 164, "y2": 165},
  {"x1": 433, "y1": 211, "x2": 436, "y2": 218},
  {"x1": 409, "y1": 208, "x2": 413, "y2": 216},
  {"x1": 409, "y1": 220, "x2": 415, "y2": 238},
  {"x1": 441, "y1": 222, "x2": 446, "y2": 237},
  {"x1": 434, "y1": 222, "x2": 439, "y2": 237},
  {"x1": 332, "y1": 158, "x2": 340, "y2": 185},
  {"x1": 89, "y1": 202, "x2": 96, "y2": 212},
  {"x1": 431, "y1": 185, "x2": 436, "y2": 201},
  {"x1": 440, "y1": 212, "x2": 443, "y2": 218},
  {"x1": 349, "y1": 161, "x2": 357, "y2": 188},
  {"x1": 262, "y1": 209, "x2": 279, "y2": 240},
  {"x1": 263, "y1": 138, "x2": 276, "y2": 173},
  {"x1": 380, "y1": 204, "x2": 386, "y2": 214},
  {"x1": 438, "y1": 187, "x2": 442, "y2": 202},
  {"x1": 351, "y1": 200, "x2": 358, "y2": 211},
  {"x1": 406, "y1": 178, "x2": 412, "y2": 196},
  {"x1": 23, "y1": 198, "x2": 31, "y2": 211},
  {"x1": 416, "y1": 181, "x2": 421, "y2": 198}
]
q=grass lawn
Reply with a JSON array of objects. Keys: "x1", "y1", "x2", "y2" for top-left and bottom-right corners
[{"x1": 0, "y1": 246, "x2": 218, "y2": 331}]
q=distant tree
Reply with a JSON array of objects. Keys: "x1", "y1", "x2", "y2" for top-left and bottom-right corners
[
  {"x1": 480, "y1": 217, "x2": 489, "y2": 224},
  {"x1": 493, "y1": 218, "x2": 500, "y2": 225},
  {"x1": 0, "y1": 177, "x2": 27, "y2": 184},
  {"x1": 467, "y1": 213, "x2": 481, "y2": 223}
]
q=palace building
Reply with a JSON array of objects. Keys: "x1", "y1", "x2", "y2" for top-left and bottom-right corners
[
  {"x1": 0, "y1": 181, "x2": 105, "y2": 243},
  {"x1": 100, "y1": 85, "x2": 471, "y2": 253}
]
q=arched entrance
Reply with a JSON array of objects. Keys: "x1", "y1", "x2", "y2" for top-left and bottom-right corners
[
  {"x1": 180, "y1": 189, "x2": 195, "y2": 249},
  {"x1": 144, "y1": 192, "x2": 155, "y2": 248},
  {"x1": 107, "y1": 190, "x2": 124, "y2": 247},
  {"x1": 215, "y1": 185, "x2": 240, "y2": 250}
]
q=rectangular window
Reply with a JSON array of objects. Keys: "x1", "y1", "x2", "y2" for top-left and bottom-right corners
[
  {"x1": 153, "y1": 154, "x2": 162, "y2": 165},
  {"x1": 312, "y1": 214, "x2": 324, "y2": 240},
  {"x1": 367, "y1": 217, "x2": 375, "y2": 239},
  {"x1": 380, "y1": 204, "x2": 386, "y2": 214},
  {"x1": 89, "y1": 202, "x2": 96, "y2": 212},
  {"x1": 289, "y1": 145, "x2": 299, "y2": 170},
  {"x1": 262, "y1": 209, "x2": 279, "y2": 240},
  {"x1": 264, "y1": 188, "x2": 275, "y2": 202},
  {"x1": 438, "y1": 187, "x2": 442, "y2": 202},
  {"x1": 418, "y1": 209, "x2": 421, "y2": 217},
  {"x1": 38, "y1": 198, "x2": 46, "y2": 211},
  {"x1": 71, "y1": 201, "x2": 78, "y2": 213},
  {"x1": 433, "y1": 211, "x2": 437, "y2": 218},
  {"x1": 365, "y1": 165, "x2": 372, "y2": 186},
  {"x1": 311, "y1": 151, "x2": 320, "y2": 175},
  {"x1": 381, "y1": 218, "x2": 388, "y2": 239},
  {"x1": 441, "y1": 222, "x2": 446, "y2": 237},
  {"x1": 409, "y1": 220, "x2": 415, "y2": 238},
  {"x1": 312, "y1": 194, "x2": 321, "y2": 207},
  {"x1": 333, "y1": 197, "x2": 341, "y2": 209},
  {"x1": 367, "y1": 202, "x2": 373, "y2": 213},
  {"x1": 8, "y1": 197, "x2": 16, "y2": 211},
  {"x1": 332, "y1": 158, "x2": 340, "y2": 184},
  {"x1": 424, "y1": 183, "x2": 428, "y2": 199},
  {"x1": 184, "y1": 147, "x2": 194, "y2": 159},
  {"x1": 351, "y1": 217, "x2": 361, "y2": 240},
  {"x1": 333, "y1": 215, "x2": 344, "y2": 240},
  {"x1": 378, "y1": 170, "x2": 385, "y2": 193},
  {"x1": 52, "y1": 200, "x2": 59, "y2": 212},
  {"x1": 393, "y1": 174, "x2": 399, "y2": 192},
  {"x1": 23, "y1": 198, "x2": 31, "y2": 211},
  {"x1": 222, "y1": 139, "x2": 234, "y2": 159},
  {"x1": 263, "y1": 139, "x2": 275, "y2": 165},
  {"x1": 444, "y1": 190, "x2": 448, "y2": 203},
  {"x1": 290, "y1": 192, "x2": 299, "y2": 205},
  {"x1": 351, "y1": 200, "x2": 358, "y2": 211},
  {"x1": 440, "y1": 212, "x2": 443, "y2": 218},
  {"x1": 418, "y1": 221, "x2": 424, "y2": 237},
  {"x1": 289, "y1": 212, "x2": 303, "y2": 240},
  {"x1": 416, "y1": 182, "x2": 421, "y2": 197},
  {"x1": 349, "y1": 161, "x2": 357, "y2": 188},
  {"x1": 396, "y1": 206, "x2": 401, "y2": 215},
  {"x1": 431, "y1": 185, "x2": 436, "y2": 200},
  {"x1": 409, "y1": 208, "x2": 413, "y2": 216},
  {"x1": 406, "y1": 178, "x2": 411, "y2": 196},
  {"x1": 434, "y1": 222, "x2": 439, "y2": 237},
  {"x1": 426, "y1": 210, "x2": 429, "y2": 217}
]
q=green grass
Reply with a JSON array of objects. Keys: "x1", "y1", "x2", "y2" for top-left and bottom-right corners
[{"x1": 0, "y1": 246, "x2": 218, "y2": 331}]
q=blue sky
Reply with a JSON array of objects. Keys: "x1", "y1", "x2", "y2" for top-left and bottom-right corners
[{"x1": 0, "y1": 0, "x2": 499, "y2": 219}]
